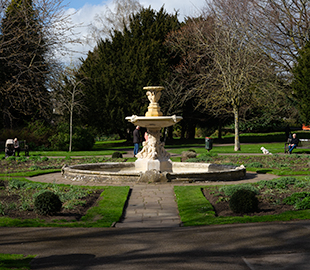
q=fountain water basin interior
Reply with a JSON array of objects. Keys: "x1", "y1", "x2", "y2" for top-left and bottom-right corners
[{"x1": 62, "y1": 86, "x2": 246, "y2": 183}]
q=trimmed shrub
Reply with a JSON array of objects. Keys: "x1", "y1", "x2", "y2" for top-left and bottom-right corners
[
  {"x1": 182, "y1": 151, "x2": 197, "y2": 162},
  {"x1": 34, "y1": 191, "x2": 62, "y2": 215},
  {"x1": 229, "y1": 189, "x2": 259, "y2": 214},
  {"x1": 112, "y1": 152, "x2": 123, "y2": 158}
]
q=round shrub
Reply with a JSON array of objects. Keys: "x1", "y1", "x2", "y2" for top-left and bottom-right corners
[
  {"x1": 229, "y1": 189, "x2": 259, "y2": 214},
  {"x1": 34, "y1": 191, "x2": 62, "y2": 215},
  {"x1": 112, "y1": 152, "x2": 123, "y2": 158},
  {"x1": 182, "y1": 151, "x2": 197, "y2": 162}
]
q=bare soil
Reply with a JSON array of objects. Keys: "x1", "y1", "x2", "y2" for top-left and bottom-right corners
[
  {"x1": 202, "y1": 185, "x2": 306, "y2": 217},
  {"x1": 0, "y1": 180, "x2": 103, "y2": 222}
]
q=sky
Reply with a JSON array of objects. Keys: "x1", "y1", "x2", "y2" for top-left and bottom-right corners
[{"x1": 59, "y1": 0, "x2": 206, "y2": 63}]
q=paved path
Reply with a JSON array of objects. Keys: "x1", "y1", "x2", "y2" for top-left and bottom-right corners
[
  {"x1": 1, "y1": 221, "x2": 310, "y2": 270},
  {"x1": 115, "y1": 184, "x2": 181, "y2": 228}
]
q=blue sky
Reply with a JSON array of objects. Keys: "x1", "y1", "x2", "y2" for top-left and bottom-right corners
[{"x1": 62, "y1": 0, "x2": 109, "y2": 10}]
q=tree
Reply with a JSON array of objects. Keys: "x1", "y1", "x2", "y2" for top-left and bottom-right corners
[
  {"x1": 0, "y1": 0, "x2": 80, "y2": 129},
  {"x1": 53, "y1": 66, "x2": 86, "y2": 152},
  {"x1": 77, "y1": 7, "x2": 180, "y2": 137},
  {"x1": 0, "y1": 0, "x2": 50, "y2": 128},
  {"x1": 291, "y1": 42, "x2": 310, "y2": 125}
]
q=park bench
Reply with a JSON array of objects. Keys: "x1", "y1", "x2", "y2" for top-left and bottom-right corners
[
  {"x1": 0, "y1": 140, "x2": 29, "y2": 156},
  {"x1": 284, "y1": 138, "x2": 310, "y2": 153}
]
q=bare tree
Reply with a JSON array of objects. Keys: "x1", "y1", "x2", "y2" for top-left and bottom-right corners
[
  {"x1": 53, "y1": 65, "x2": 86, "y2": 152},
  {"x1": 210, "y1": 0, "x2": 310, "y2": 74},
  {"x1": 184, "y1": 7, "x2": 279, "y2": 151}
]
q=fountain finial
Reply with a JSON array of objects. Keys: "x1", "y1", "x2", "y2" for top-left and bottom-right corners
[{"x1": 144, "y1": 86, "x2": 163, "y2": 117}]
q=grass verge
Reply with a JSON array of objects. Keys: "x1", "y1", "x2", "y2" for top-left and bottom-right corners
[
  {"x1": 0, "y1": 169, "x2": 61, "y2": 177},
  {"x1": 174, "y1": 185, "x2": 310, "y2": 226},
  {"x1": 0, "y1": 253, "x2": 35, "y2": 270}
]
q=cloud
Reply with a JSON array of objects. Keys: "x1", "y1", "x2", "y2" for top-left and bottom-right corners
[{"x1": 61, "y1": 0, "x2": 205, "y2": 64}]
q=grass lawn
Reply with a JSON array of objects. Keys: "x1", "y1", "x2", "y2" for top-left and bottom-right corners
[{"x1": 0, "y1": 253, "x2": 35, "y2": 270}]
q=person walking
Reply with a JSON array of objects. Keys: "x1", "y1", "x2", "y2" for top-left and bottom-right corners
[
  {"x1": 13, "y1": 138, "x2": 20, "y2": 157},
  {"x1": 133, "y1": 126, "x2": 140, "y2": 156}
]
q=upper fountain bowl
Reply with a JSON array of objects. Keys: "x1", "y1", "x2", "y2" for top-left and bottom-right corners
[
  {"x1": 126, "y1": 86, "x2": 182, "y2": 128},
  {"x1": 125, "y1": 115, "x2": 182, "y2": 128}
]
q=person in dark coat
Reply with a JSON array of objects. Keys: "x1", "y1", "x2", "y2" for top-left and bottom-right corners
[
  {"x1": 288, "y1": 133, "x2": 299, "y2": 154},
  {"x1": 133, "y1": 126, "x2": 140, "y2": 156}
]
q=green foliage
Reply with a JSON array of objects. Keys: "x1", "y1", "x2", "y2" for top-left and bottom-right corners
[
  {"x1": 186, "y1": 153, "x2": 215, "y2": 163},
  {"x1": 0, "y1": 0, "x2": 50, "y2": 129},
  {"x1": 295, "y1": 197, "x2": 310, "y2": 210},
  {"x1": 245, "y1": 162, "x2": 263, "y2": 168},
  {"x1": 219, "y1": 184, "x2": 259, "y2": 197},
  {"x1": 77, "y1": 7, "x2": 180, "y2": 137},
  {"x1": 34, "y1": 191, "x2": 62, "y2": 215},
  {"x1": 8, "y1": 179, "x2": 27, "y2": 190},
  {"x1": 283, "y1": 192, "x2": 310, "y2": 205},
  {"x1": 48, "y1": 123, "x2": 94, "y2": 151},
  {"x1": 291, "y1": 41, "x2": 310, "y2": 125},
  {"x1": 29, "y1": 165, "x2": 40, "y2": 171},
  {"x1": 6, "y1": 156, "x2": 16, "y2": 161},
  {"x1": 257, "y1": 177, "x2": 298, "y2": 189},
  {"x1": 112, "y1": 151, "x2": 123, "y2": 158},
  {"x1": 229, "y1": 189, "x2": 259, "y2": 213},
  {"x1": 0, "y1": 202, "x2": 4, "y2": 215}
]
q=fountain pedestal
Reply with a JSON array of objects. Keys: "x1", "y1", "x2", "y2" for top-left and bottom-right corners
[
  {"x1": 135, "y1": 128, "x2": 172, "y2": 172},
  {"x1": 126, "y1": 86, "x2": 182, "y2": 173}
]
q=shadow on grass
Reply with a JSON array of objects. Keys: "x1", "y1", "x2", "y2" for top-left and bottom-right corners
[{"x1": 256, "y1": 169, "x2": 274, "y2": 174}]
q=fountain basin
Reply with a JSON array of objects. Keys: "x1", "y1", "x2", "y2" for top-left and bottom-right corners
[{"x1": 61, "y1": 162, "x2": 246, "y2": 183}]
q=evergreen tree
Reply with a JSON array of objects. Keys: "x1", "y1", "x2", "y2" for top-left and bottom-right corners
[
  {"x1": 0, "y1": 0, "x2": 50, "y2": 128},
  {"x1": 292, "y1": 42, "x2": 310, "y2": 125},
  {"x1": 77, "y1": 7, "x2": 180, "y2": 137}
]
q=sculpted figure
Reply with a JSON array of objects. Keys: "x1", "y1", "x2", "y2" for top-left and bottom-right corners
[{"x1": 146, "y1": 90, "x2": 161, "y2": 104}]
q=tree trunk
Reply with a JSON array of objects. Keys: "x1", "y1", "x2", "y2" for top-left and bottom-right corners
[
  {"x1": 69, "y1": 108, "x2": 73, "y2": 152},
  {"x1": 168, "y1": 126, "x2": 173, "y2": 140},
  {"x1": 233, "y1": 106, "x2": 240, "y2": 151},
  {"x1": 186, "y1": 122, "x2": 196, "y2": 139},
  {"x1": 218, "y1": 121, "x2": 222, "y2": 140}
]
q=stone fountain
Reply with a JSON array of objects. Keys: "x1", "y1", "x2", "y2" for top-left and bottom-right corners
[
  {"x1": 126, "y1": 86, "x2": 182, "y2": 173},
  {"x1": 62, "y1": 86, "x2": 246, "y2": 183}
]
